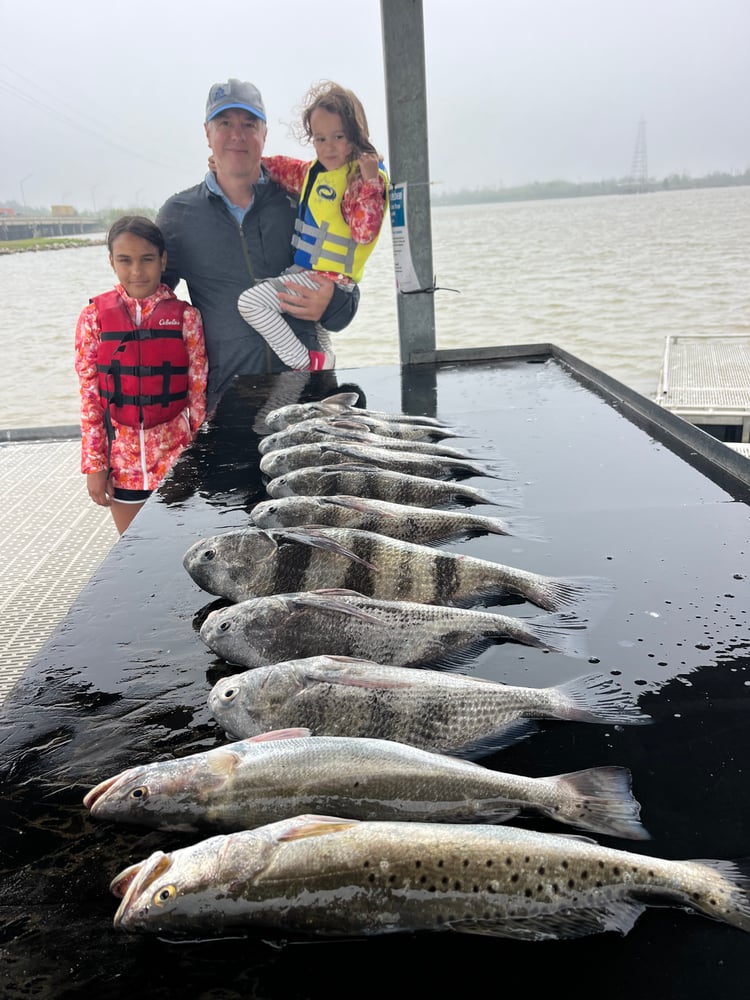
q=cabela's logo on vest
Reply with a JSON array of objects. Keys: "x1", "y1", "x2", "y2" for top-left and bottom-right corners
[{"x1": 158, "y1": 318, "x2": 182, "y2": 326}]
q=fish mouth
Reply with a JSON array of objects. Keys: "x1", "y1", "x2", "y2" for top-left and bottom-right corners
[
  {"x1": 83, "y1": 768, "x2": 139, "y2": 814},
  {"x1": 112, "y1": 851, "x2": 173, "y2": 929}
]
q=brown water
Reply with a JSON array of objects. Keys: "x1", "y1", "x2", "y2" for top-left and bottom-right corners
[{"x1": 1, "y1": 185, "x2": 748, "y2": 428}]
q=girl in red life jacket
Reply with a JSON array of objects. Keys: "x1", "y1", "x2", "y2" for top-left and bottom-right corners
[{"x1": 74, "y1": 215, "x2": 207, "y2": 535}]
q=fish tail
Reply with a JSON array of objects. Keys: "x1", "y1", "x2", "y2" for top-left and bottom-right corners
[
  {"x1": 516, "y1": 612, "x2": 589, "y2": 658},
  {"x1": 530, "y1": 575, "x2": 615, "y2": 612},
  {"x1": 548, "y1": 765, "x2": 650, "y2": 840},
  {"x1": 683, "y1": 858, "x2": 750, "y2": 933},
  {"x1": 551, "y1": 672, "x2": 653, "y2": 725}
]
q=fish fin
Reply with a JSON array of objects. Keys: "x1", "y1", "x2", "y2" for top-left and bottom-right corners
[
  {"x1": 324, "y1": 495, "x2": 400, "y2": 519},
  {"x1": 321, "y1": 392, "x2": 361, "y2": 408},
  {"x1": 244, "y1": 728, "x2": 312, "y2": 742},
  {"x1": 544, "y1": 765, "x2": 650, "y2": 840},
  {"x1": 291, "y1": 590, "x2": 384, "y2": 623},
  {"x1": 445, "y1": 901, "x2": 646, "y2": 941},
  {"x1": 527, "y1": 574, "x2": 615, "y2": 613},
  {"x1": 447, "y1": 719, "x2": 541, "y2": 758},
  {"x1": 277, "y1": 814, "x2": 361, "y2": 841},
  {"x1": 516, "y1": 612, "x2": 590, "y2": 659},
  {"x1": 277, "y1": 527, "x2": 377, "y2": 569},
  {"x1": 551, "y1": 672, "x2": 653, "y2": 726}
]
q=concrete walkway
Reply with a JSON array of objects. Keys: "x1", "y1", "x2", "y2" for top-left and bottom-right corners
[{"x1": 0, "y1": 433, "x2": 118, "y2": 704}]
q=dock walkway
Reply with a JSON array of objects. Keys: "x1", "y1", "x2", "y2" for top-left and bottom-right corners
[{"x1": 0, "y1": 432, "x2": 117, "y2": 704}]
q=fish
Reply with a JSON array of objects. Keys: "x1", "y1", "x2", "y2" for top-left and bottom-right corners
[
  {"x1": 199, "y1": 588, "x2": 588, "y2": 668},
  {"x1": 264, "y1": 391, "x2": 453, "y2": 432},
  {"x1": 110, "y1": 814, "x2": 750, "y2": 940},
  {"x1": 83, "y1": 730, "x2": 649, "y2": 839},
  {"x1": 207, "y1": 655, "x2": 653, "y2": 755},
  {"x1": 249, "y1": 494, "x2": 542, "y2": 543},
  {"x1": 182, "y1": 525, "x2": 611, "y2": 611},
  {"x1": 257, "y1": 417, "x2": 468, "y2": 456},
  {"x1": 265, "y1": 463, "x2": 510, "y2": 508},
  {"x1": 258, "y1": 441, "x2": 502, "y2": 481}
]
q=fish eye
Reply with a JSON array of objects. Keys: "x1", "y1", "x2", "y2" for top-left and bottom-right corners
[
  {"x1": 153, "y1": 884, "x2": 176, "y2": 906},
  {"x1": 204, "y1": 549, "x2": 216, "y2": 561},
  {"x1": 219, "y1": 621, "x2": 232, "y2": 632},
  {"x1": 222, "y1": 687, "x2": 238, "y2": 701},
  {"x1": 130, "y1": 786, "x2": 149, "y2": 801}
]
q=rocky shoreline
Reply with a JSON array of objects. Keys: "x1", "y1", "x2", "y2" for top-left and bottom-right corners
[{"x1": 0, "y1": 238, "x2": 105, "y2": 255}]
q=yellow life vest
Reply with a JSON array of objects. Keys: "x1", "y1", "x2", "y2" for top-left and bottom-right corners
[{"x1": 292, "y1": 161, "x2": 389, "y2": 283}]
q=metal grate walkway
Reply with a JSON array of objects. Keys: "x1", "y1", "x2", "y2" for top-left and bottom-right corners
[
  {"x1": 0, "y1": 437, "x2": 118, "y2": 704},
  {"x1": 656, "y1": 334, "x2": 750, "y2": 440}
]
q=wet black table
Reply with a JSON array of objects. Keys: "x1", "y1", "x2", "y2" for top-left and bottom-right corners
[{"x1": 2, "y1": 356, "x2": 749, "y2": 999}]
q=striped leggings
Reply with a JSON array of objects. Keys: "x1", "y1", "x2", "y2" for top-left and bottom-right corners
[{"x1": 238, "y1": 270, "x2": 335, "y2": 370}]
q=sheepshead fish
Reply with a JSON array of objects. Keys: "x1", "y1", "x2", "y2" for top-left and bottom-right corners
[
  {"x1": 208, "y1": 655, "x2": 652, "y2": 755},
  {"x1": 182, "y1": 525, "x2": 611, "y2": 611},
  {"x1": 84, "y1": 730, "x2": 648, "y2": 839},
  {"x1": 249, "y1": 495, "x2": 541, "y2": 543},
  {"x1": 111, "y1": 814, "x2": 750, "y2": 940},
  {"x1": 258, "y1": 441, "x2": 501, "y2": 482},
  {"x1": 257, "y1": 417, "x2": 468, "y2": 457},
  {"x1": 264, "y1": 391, "x2": 452, "y2": 432},
  {"x1": 265, "y1": 464, "x2": 511, "y2": 508},
  {"x1": 199, "y1": 588, "x2": 588, "y2": 668}
]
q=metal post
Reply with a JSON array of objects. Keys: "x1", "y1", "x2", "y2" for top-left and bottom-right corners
[{"x1": 380, "y1": 0, "x2": 436, "y2": 362}]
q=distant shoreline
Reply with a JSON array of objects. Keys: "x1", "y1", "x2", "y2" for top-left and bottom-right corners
[{"x1": 0, "y1": 237, "x2": 105, "y2": 255}]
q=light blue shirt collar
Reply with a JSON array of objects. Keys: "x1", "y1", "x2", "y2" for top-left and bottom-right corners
[{"x1": 204, "y1": 170, "x2": 267, "y2": 224}]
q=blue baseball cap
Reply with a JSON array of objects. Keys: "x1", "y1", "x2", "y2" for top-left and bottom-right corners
[{"x1": 205, "y1": 79, "x2": 266, "y2": 123}]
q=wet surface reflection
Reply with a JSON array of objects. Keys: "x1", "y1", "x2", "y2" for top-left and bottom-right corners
[{"x1": 1, "y1": 358, "x2": 749, "y2": 998}]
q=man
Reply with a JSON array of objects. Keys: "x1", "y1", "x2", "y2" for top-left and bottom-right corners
[{"x1": 157, "y1": 79, "x2": 360, "y2": 413}]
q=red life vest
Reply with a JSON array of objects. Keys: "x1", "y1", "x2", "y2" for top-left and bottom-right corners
[{"x1": 94, "y1": 290, "x2": 189, "y2": 428}]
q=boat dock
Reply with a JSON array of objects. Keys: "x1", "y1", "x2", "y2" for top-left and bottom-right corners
[
  {"x1": 656, "y1": 333, "x2": 750, "y2": 451},
  {"x1": 0, "y1": 430, "x2": 117, "y2": 704}
]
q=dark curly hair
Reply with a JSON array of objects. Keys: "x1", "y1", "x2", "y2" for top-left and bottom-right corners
[{"x1": 297, "y1": 81, "x2": 378, "y2": 162}]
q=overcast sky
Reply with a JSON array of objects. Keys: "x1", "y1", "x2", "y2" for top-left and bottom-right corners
[{"x1": 1, "y1": 0, "x2": 747, "y2": 212}]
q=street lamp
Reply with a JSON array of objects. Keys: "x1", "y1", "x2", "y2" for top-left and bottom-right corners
[{"x1": 20, "y1": 174, "x2": 32, "y2": 210}]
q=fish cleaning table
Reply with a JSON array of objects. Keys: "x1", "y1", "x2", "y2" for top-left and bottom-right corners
[{"x1": 1, "y1": 351, "x2": 749, "y2": 999}]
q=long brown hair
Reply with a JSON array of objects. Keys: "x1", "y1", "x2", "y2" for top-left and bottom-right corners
[{"x1": 298, "y1": 81, "x2": 378, "y2": 161}]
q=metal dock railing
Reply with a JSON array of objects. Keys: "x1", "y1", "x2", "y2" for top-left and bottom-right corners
[{"x1": 0, "y1": 431, "x2": 118, "y2": 704}]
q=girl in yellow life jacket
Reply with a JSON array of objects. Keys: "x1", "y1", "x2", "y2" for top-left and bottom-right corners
[{"x1": 237, "y1": 81, "x2": 388, "y2": 371}]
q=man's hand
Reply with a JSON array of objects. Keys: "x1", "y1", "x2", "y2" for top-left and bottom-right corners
[{"x1": 277, "y1": 276, "x2": 335, "y2": 322}]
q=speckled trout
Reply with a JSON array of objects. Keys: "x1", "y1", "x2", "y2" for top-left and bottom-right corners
[
  {"x1": 83, "y1": 731, "x2": 648, "y2": 838},
  {"x1": 199, "y1": 589, "x2": 589, "y2": 668},
  {"x1": 208, "y1": 655, "x2": 652, "y2": 754},
  {"x1": 182, "y1": 525, "x2": 611, "y2": 610},
  {"x1": 111, "y1": 814, "x2": 750, "y2": 940}
]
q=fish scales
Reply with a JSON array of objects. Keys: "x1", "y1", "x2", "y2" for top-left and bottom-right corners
[
  {"x1": 199, "y1": 589, "x2": 588, "y2": 668},
  {"x1": 182, "y1": 525, "x2": 608, "y2": 610},
  {"x1": 265, "y1": 464, "x2": 508, "y2": 508},
  {"x1": 258, "y1": 441, "x2": 499, "y2": 481},
  {"x1": 208, "y1": 656, "x2": 652, "y2": 754},
  {"x1": 111, "y1": 815, "x2": 750, "y2": 940},
  {"x1": 83, "y1": 732, "x2": 648, "y2": 838},
  {"x1": 249, "y1": 495, "x2": 531, "y2": 543}
]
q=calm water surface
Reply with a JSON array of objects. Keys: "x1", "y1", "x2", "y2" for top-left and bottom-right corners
[{"x1": 1, "y1": 185, "x2": 748, "y2": 428}]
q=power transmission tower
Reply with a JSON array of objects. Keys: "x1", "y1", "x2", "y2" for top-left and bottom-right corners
[{"x1": 629, "y1": 118, "x2": 649, "y2": 193}]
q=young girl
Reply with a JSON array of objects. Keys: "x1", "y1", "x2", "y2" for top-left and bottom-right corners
[
  {"x1": 237, "y1": 80, "x2": 388, "y2": 371},
  {"x1": 74, "y1": 215, "x2": 208, "y2": 535}
]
